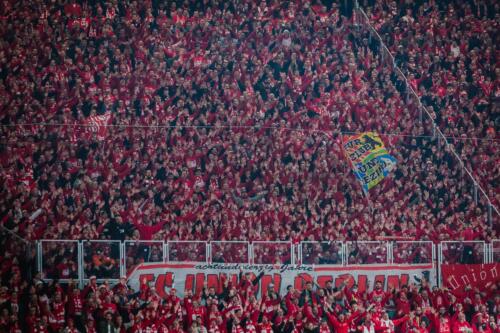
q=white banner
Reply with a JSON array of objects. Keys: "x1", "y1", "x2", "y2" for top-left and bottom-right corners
[{"x1": 127, "y1": 263, "x2": 435, "y2": 298}]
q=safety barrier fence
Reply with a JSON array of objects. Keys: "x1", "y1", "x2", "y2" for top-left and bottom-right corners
[
  {"x1": 352, "y1": 5, "x2": 499, "y2": 226},
  {"x1": 35, "y1": 239, "x2": 498, "y2": 287}
]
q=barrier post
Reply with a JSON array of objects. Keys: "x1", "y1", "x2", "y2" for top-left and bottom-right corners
[
  {"x1": 387, "y1": 242, "x2": 392, "y2": 264},
  {"x1": 437, "y1": 243, "x2": 442, "y2": 287},
  {"x1": 78, "y1": 241, "x2": 84, "y2": 288},
  {"x1": 207, "y1": 242, "x2": 211, "y2": 263},
  {"x1": 165, "y1": 242, "x2": 169, "y2": 263},
  {"x1": 37, "y1": 241, "x2": 42, "y2": 277},
  {"x1": 120, "y1": 242, "x2": 125, "y2": 278}
]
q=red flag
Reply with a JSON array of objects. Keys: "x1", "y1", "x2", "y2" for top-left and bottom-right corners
[
  {"x1": 85, "y1": 113, "x2": 112, "y2": 140},
  {"x1": 441, "y1": 264, "x2": 499, "y2": 297}
]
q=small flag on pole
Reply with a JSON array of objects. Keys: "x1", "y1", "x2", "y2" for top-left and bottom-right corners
[{"x1": 342, "y1": 132, "x2": 397, "y2": 192}]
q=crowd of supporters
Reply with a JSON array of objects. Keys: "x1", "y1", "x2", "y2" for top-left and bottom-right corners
[
  {"x1": 1, "y1": 237, "x2": 499, "y2": 333},
  {"x1": 362, "y1": 0, "x2": 498, "y2": 206},
  {"x1": 0, "y1": 0, "x2": 497, "y2": 247},
  {"x1": 0, "y1": 0, "x2": 498, "y2": 330}
]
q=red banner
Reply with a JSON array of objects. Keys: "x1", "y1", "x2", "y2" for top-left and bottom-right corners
[{"x1": 441, "y1": 264, "x2": 499, "y2": 296}]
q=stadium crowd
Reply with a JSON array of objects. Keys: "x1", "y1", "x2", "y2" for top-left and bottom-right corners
[
  {"x1": 0, "y1": 0, "x2": 499, "y2": 331},
  {"x1": 0, "y1": 0, "x2": 497, "y2": 247},
  {"x1": 362, "y1": 0, "x2": 499, "y2": 206},
  {"x1": 1, "y1": 237, "x2": 499, "y2": 333}
]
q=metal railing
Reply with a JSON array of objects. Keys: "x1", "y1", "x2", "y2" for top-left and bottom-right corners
[
  {"x1": 210, "y1": 241, "x2": 251, "y2": 264},
  {"x1": 27, "y1": 239, "x2": 498, "y2": 288},
  {"x1": 353, "y1": 5, "x2": 499, "y2": 226},
  {"x1": 252, "y1": 241, "x2": 293, "y2": 265},
  {"x1": 124, "y1": 240, "x2": 165, "y2": 275},
  {"x1": 299, "y1": 241, "x2": 344, "y2": 265},
  {"x1": 346, "y1": 241, "x2": 390, "y2": 265},
  {"x1": 392, "y1": 241, "x2": 434, "y2": 265},
  {"x1": 166, "y1": 241, "x2": 209, "y2": 263},
  {"x1": 437, "y1": 241, "x2": 488, "y2": 287},
  {"x1": 438, "y1": 241, "x2": 487, "y2": 265},
  {"x1": 37, "y1": 240, "x2": 80, "y2": 282}
]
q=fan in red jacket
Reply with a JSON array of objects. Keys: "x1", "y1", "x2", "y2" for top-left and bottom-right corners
[
  {"x1": 453, "y1": 313, "x2": 473, "y2": 333},
  {"x1": 429, "y1": 307, "x2": 452, "y2": 333},
  {"x1": 323, "y1": 303, "x2": 356, "y2": 333},
  {"x1": 258, "y1": 316, "x2": 273, "y2": 333},
  {"x1": 67, "y1": 286, "x2": 83, "y2": 315},
  {"x1": 51, "y1": 292, "x2": 65, "y2": 329},
  {"x1": 369, "y1": 281, "x2": 387, "y2": 302},
  {"x1": 185, "y1": 298, "x2": 207, "y2": 328}
]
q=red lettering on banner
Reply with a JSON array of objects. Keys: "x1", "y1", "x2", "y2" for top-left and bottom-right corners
[
  {"x1": 185, "y1": 274, "x2": 195, "y2": 292},
  {"x1": 207, "y1": 274, "x2": 219, "y2": 292},
  {"x1": 357, "y1": 275, "x2": 368, "y2": 292},
  {"x1": 195, "y1": 273, "x2": 205, "y2": 295},
  {"x1": 261, "y1": 275, "x2": 272, "y2": 295},
  {"x1": 154, "y1": 274, "x2": 169, "y2": 299},
  {"x1": 294, "y1": 273, "x2": 313, "y2": 291},
  {"x1": 164, "y1": 272, "x2": 174, "y2": 288},
  {"x1": 387, "y1": 275, "x2": 400, "y2": 290},
  {"x1": 274, "y1": 273, "x2": 282, "y2": 292},
  {"x1": 144, "y1": 272, "x2": 420, "y2": 297},
  {"x1": 261, "y1": 274, "x2": 281, "y2": 295},
  {"x1": 343, "y1": 274, "x2": 355, "y2": 289},
  {"x1": 139, "y1": 274, "x2": 155, "y2": 286},
  {"x1": 335, "y1": 274, "x2": 354, "y2": 288},
  {"x1": 220, "y1": 273, "x2": 227, "y2": 287},
  {"x1": 400, "y1": 274, "x2": 409, "y2": 287},
  {"x1": 129, "y1": 263, "x2": 437, "y2": 298},
  {"x1": 231, "y1": 274, "x2": 239, "y2": 287},
  {"x1": 317, "y1": 275, "x2": 332, "y2": 288},
  {"x1": 294, "y1": 276, "x2": 301, "y2": 291},
  {"x1": 374, "y1": 275, "x2": 385, "y2": 289}
]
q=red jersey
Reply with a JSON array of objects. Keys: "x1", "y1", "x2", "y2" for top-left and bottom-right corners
[
  {"x1": 325, "y1": 312, "x2": 350, "y2": 333},
  {"x1": 453, "y1": 321, "x2": 472, "y2": 333},
  {"x1": 52, "y1": 301, "x2": 65, "y2": 324},
  {"x1": 245, "y1": 323, "x2": 257, "y2": 333},
  {"x1": 258, "y1": 323, "x2": 273, "y2": 333},
  {"x1": 68, "y1": 293, "x2": 83, "y2": 315},
  {"x1": 319, "y1": 323, "x2": 330, "y2": 333}
]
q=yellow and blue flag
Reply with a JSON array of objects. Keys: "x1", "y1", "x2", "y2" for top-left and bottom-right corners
[{"x1": 343, "y1": 132, "x2": 397, "y2": 192}]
